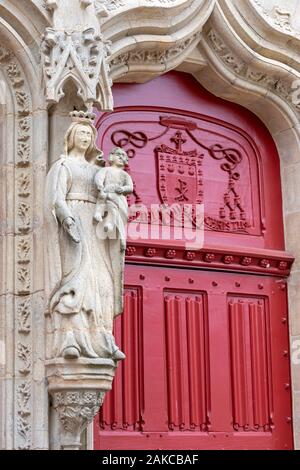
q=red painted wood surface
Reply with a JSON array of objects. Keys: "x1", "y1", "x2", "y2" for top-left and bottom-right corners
[
  {"x1": 94, "y1": 267, "x2": 292, "y2": 450},
  {"x1": 93, "y1": 72, "x2": 293, "y2": 450}
]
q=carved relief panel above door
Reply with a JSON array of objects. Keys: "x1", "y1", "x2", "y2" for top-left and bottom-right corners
[
  {"x1": 98, "y1": 112, "x2": 258, "y2": 232},
  {"x1": 95, "y1": 72, "x2": 285, "y2": 251}
]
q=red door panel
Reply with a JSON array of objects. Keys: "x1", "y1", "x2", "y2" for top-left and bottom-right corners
[
  {"x1": 94, "y1": 266, "x2": 293, "y2": 450},
  {"x1": 228, "y1": 296, "x2": 272, "y2": 432},
  {"x1": 100, "y1": 288, "x2": 143, "y2": 431},
  {"x1": 164, "y1": 291, "x2": 210, "y2": 432}
]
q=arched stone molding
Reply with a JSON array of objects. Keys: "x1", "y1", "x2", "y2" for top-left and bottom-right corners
[
  {"x1": 197, "y1": 41, "x2": 300, "y2": 151},
  {"x1": 0, "y1": 11, "x2": 48, "y2": 449},
  {"x1": 103, "y1": 0, "x2": 215, "y2": 82},
  {"x1": 0, "y1": 0, "x2": 51, "y2": 65}
]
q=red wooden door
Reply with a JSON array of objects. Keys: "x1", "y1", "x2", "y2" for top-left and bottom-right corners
[
  {"x1": 95, "y1": 266, "x2": 291, "y2": 450},
  {"x1": 94, "y1": 72, "x2": 293, "y2": 450}
]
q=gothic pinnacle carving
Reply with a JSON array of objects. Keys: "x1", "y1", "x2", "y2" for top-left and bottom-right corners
[
  {"x1": 40, "y1": 1, "x2": 113, "y2": 109},
  {"x1": 41, "y1": 28, "x2": 113, "y2": 109}
]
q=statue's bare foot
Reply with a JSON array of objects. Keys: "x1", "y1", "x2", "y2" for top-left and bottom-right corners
[
  {"x1": 63, "y1": 346, "x2": 80, "y2": 359},
  {"x1": 112, "y1": 348, "x2": 126, "y2": 361}
]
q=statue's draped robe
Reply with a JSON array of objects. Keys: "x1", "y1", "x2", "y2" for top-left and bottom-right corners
[{"x1": 44, "y1": 156, "x2": 124, "y2": 358}]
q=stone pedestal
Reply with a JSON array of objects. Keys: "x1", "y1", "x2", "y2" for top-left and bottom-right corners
[{"x1": 46, "y1": 358, "x2": 117, "y2": 450}]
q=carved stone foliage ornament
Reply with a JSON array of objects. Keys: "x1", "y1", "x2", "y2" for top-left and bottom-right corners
[
  {"x1": 110, "y1": 31, "x2": 201, "y2": 80},
  {"x1": 0, "y1": 44, "x2": 33, "y2": 449},
  {"x1": 103, "y1": 0, "x2": 125, "y2": 10},
  {"x1": 17, "y1": 381, "x2": 31, "y2": 448},
  {"x1": 41, "y1": 28, "x2": 113, "y2": 109},
  {"x1": 206, "y1": 28, "x2": 300, "y2": 117},
  {"x1": 45, "y1": 0, "x2": 108, "y2": 15},
  {"x1": 252, "y1": 0, "x2": 297, "y2": 35},
  {"x1": 105, "y1": 0, "x2": 178, "y2": 9}
]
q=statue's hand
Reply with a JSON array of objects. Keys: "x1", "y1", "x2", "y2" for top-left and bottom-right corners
[
  {"x1": 98, "y1": 188, "x2": 107, "y2": 200},
  {"x1": 105, "y1": 184, "x2": 117, "y2": 193},
  {"x1": 115, "y1": 186, "x2": 124, "y2": 194},
  {"x1": 63, "y1": 217, "x2": 81, "y2": 243}
]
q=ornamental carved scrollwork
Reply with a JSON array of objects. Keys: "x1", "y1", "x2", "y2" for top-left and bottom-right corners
[
  {"x1": 110, "y1": 115, "x2": 250, "y2": 233},
  {"x1": 111, "y1": 126, "x2": 169, "y2": 205}
]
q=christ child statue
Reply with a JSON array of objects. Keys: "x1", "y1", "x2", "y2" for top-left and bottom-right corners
[{"x1": 94, "y1": 147, "x2": 133, "y2": 244}]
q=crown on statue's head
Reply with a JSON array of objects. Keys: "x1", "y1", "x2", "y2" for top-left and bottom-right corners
[{"x1": 70, "y1": 110, "x2": 96, "y2": 124}]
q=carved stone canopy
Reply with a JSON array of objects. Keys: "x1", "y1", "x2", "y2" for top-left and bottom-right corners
[
  {"x1": 41, "y1": 0, "x2": 113, "y2": 109},
  {"x1": 41, "y1": 27, "x2": 113, "y2": 109}
]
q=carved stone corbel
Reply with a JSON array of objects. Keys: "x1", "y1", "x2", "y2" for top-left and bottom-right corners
[
  {"x1": 51, "y1": 390, "x2": 104, "y2": 450},
  {"x1": 47, "y1": 358, "x2": 117, "y2": 450}
]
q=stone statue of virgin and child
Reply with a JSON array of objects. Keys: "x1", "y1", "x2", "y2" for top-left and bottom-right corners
[{"x1": 44, "y1": 111, "x2": 133, "y2": 361}]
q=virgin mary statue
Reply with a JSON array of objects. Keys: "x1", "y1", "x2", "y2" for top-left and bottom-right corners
[{"x1": 44, "y1": 111, "x2": 126, "y2": 361}]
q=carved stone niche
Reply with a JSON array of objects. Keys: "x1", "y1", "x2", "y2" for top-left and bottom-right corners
[{"x1": 47, "y1": 358, "x2": 117, "y2": 450}]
